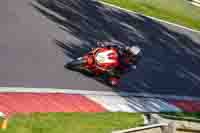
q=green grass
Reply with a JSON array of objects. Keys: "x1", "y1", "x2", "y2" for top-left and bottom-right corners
[
  {"x1": 101, "y1": 0, "x2": 200, "y2": 30},
  {"x1": 160, "y1": 112, "x2": 200, "y2": 123},
  {"x1": 161, "y1": 112, "x2": 200, "y2": 119},
  {"x1": 0, "y1": 112, "x2": 143, "y2": 133}
]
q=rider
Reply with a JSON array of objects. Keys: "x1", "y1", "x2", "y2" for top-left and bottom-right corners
[{"x1": 96, "y1": 41, "x2": 142, "y2": 86}]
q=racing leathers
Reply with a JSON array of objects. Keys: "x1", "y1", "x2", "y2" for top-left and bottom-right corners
[{"x1": 96, "y1": 41, "x2": 138, "y2": 78}]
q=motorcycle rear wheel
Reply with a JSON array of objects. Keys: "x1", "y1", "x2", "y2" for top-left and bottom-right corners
[{"x1": 65, "y1": 57, "x2": 86, "y2": 70}]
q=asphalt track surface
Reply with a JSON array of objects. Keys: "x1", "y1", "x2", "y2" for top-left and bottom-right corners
[{"x1": 1, "y1": 0, "x2": 200, "y2": 97}]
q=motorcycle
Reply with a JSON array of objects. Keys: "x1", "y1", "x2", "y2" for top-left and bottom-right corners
[{"x1": 65, "y1": 46, "x2": 121, "y2": 86}]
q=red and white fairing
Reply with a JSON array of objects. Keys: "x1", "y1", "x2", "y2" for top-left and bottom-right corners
[
  {"x1": 82, "y1": 47, "x2": 120, "y2": 75},
  {"x1": 95, "y1": 48, "x2": 119, "y2": 69}
]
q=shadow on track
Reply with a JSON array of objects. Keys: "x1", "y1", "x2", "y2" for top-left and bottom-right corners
[{"x1": 31, "y1": 0, "x2": 200, "y2": 98}]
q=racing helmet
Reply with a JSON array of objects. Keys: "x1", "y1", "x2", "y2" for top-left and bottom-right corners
[
  {"x1": 125, "y1": 45, "x2": 142, "y2": 63},
  {"x1": 125, "y1": 46, "x2": 141, "y2": 56}
]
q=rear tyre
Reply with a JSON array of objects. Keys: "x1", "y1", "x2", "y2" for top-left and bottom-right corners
[{"x1": 65, "y1": 57, "x2": 86, "y2": 70}]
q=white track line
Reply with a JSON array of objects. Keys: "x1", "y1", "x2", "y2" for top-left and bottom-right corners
[
  {"x1": 33, "y1": 0, "x2": 200, "y2": 33},
  {"x1": 98, "y1": 1, "x2": 200, "y2": 33},
  {"x1": 86, "y1": 95, "x2": 182, "y2": 112},
  {"x1": 0, "y1": 87, "x2": 200, "y2": 101}
]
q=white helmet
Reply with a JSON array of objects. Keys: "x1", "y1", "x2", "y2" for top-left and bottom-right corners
[
  {"x1": 125, "y1": 45, "x2": 142, "y2": 64},
  {"x1": 130, "y1": 46, "x2": 141, "y2": 55},
  {"x1": 126, "y1": 46, "x2": 141, "y2": 56}
]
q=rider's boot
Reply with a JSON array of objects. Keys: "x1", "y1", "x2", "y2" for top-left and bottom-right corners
[{"x1": 107, "y1": 77, "x2": 119, "y2": 87}]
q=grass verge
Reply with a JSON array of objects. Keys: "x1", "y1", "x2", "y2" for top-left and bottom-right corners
[
  {"x1": 101, "y1": 0, "x2": 200, "y2": 31},
  {"x1": 0, "y1": 112, "x2": 143, "y2": 133},
  {"x1": 160, "y1": 112, "x2": 200, "y2": 122}
]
